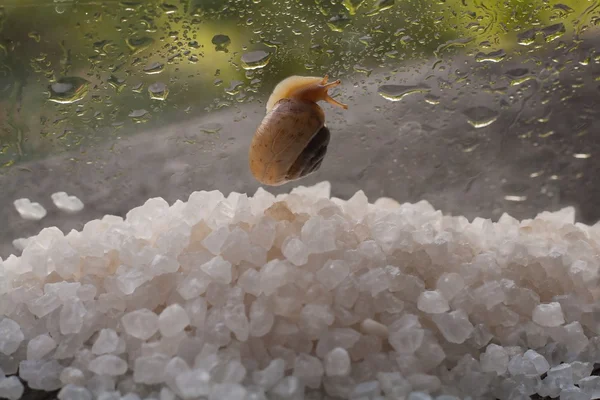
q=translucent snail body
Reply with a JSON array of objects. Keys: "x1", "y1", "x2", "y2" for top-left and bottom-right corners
[{"x1": 249, "y1": 75, "x2": 348, "y2": 186}]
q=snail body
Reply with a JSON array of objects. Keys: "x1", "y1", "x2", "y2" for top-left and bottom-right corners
[{"x1": 249, "y1": 75, "x2": 348, "y2": 186}]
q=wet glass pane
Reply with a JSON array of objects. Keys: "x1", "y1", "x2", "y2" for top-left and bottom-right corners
[{"x1": 1, "y1": 0, "x2": 600, "y2": 398}]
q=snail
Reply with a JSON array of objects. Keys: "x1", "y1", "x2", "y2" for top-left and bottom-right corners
[{"x1": 249, "y1": 75, "x2": 348, "y2": 186}]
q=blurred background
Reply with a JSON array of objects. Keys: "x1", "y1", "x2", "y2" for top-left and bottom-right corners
[{"x1": 1, "y1": 0, "x2": 600, "y2": 260}]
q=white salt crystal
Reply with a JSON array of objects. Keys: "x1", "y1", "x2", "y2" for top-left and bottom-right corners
[
  {"x1": 417, "y1": 290, "x2": 450, "y2": 314},
  {"x1": 377, "y1": 372, "x2": 412, "y2": 397},
  {"x1": 360, "y1": 318, "x2": 389, "y2": 338},
  {"x1": 480, "y1": 343, "x2": 509, "y2": 374},
  {"x1": 224, "y1": 302, "x2": 250, "y2": 341},
  {"x1": 202, "y1": 226, "x2": 230, "y2": 254},
  {"x1": 560, "y1": 386, "x2": 591, "y2": 400},
  {"x1": 14, "y1": 198, "x2": 47, "y2": 220},
  {"x1": 209, "y1": 383, "x2": 247, "y2": 400},
  {"x1": 150, "y1": 255, "x2": 179, "y2": 275},
  {"x1": 27, "y1": 292, "x2": 62, "y2": 317},
  {"x1": 27, "y1": 333, "x2": 57, "y2": 360},
  {"x1": 238, "y1": 268, "x2": 262, "y2": 296},
  {"x1": 253, "y1": 358, "x2": 285, "y2": 390},
  {"x1": 408, "y1": 392, "x2": 433, "y2": 400},
  {"x1": 177, "y1": 270, "x2": 211, "y2": 300},
  {"x1": 316, "y1": 260, "x2": 349, "y2": 290},
  {"x1": 351, "y1": 380, "x2": 381, "y2": 398},
  {"x1": 523, "y1": 349, "x2": 550, "y2": 374},
  {"x1": 249, "y1": 296, "x2": 274, "y2": 337},
  {"x1": 293, "y1": 353, "x2": 324, "y2": 389},
  {"x1": 59, "y1": 299, "x2": 87, "y2": 334},
  {"x1": 344, "y1": 190, "x2": 369, "y2": 220},
  {"x1": 122, "y1": 309, "x2": 159, "y2": 340},
  {"x1": 324, "y1": 347, "x2": 351, "y2": 377},
  {"x1": 185, "y1": 297, "x2": 207, "y2": 328},
  {"x1": 175, "y1": 368, "x2": 211, "y2": 398},
  {"x1": 0, "y1": 318, "x2": 24, "y2": 355},
  {"x1": 51, "y1": 192, "x2": 85, "y2": 213},
  {"x1": 408, "y1": 374, "x2": 441, "y2": 392},
  {"x1": 435, "y1": 273, "x2": 465, "y2": 301},
  {"x1": 571, "y1": 361, "x2": 593, "y2": 383},
  {"x1": 281, "y1": 236, "x2": 309, "y2": 266},
  {"x1": 301, "y1": 216, "x2": 337, "y2": 254},
  {"x1": 60, "y1": 367, "x2": 85, "y2": 385},
  {"x1": 270, "y1": 376, "x2": 304, "y2": 399},
  {"x1": 92, "y1": 329, "x2": 120, "y2": 355},
  {"x1": 200, "y1": 256, "x2": 232, "y2": 284},
  {"x1": 134, "y1": 354, "x2": 170, "y2": 384},
  {"x1": 221, "y1": 227, "x2": 252, "y2": 264},
  {"x1": 159, "y1": 304, "x2": 190, "y2": 338},
  {"x1": 160, "y1": 387, "x2": 176, "y2": 400},
  {"x1": 533, "y1": 302, "x2": 565, "y2": 327},
  {"x1": 389, "y1": 314, "x2": 425, "y2": 354},
  {"x1": 260, "y1": 260, "x2": 291, "y2": 296},
  {"x1": 432, "y1": 310, "x2": 474, "y2": 344},
  {"x1": 58, "y1": 384, "x2": 93, "y2": 400},
  {"x1": 250, "y1": 218, "x2": 276, "y2": 250},
  {"x1": 89, "y1": 355, "x2": 128, "y2": 376},
  {"x1": 507, "y1": 354, "x2": 538, "y2": 376},
  {"x1": 357, "y1": 267, "x2": 390, "y2": 296},
  {"x1": 0, "y1": 376, "x2": 24, "y2": 400}
]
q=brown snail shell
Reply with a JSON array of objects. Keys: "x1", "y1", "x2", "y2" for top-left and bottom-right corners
[{"x1": 248, "y1": 75, "x2": 347, "y2": 186}]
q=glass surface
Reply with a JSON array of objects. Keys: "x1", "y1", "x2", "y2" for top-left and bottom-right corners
[{"x1": 1, "y1": 0, "x2": 599, "y2": 262}]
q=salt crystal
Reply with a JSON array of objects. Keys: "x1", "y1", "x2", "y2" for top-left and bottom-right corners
[
  {"x1": 281, "y1": 236, "x2": 309, "y2": 266},
  {"x1": 324, "y1": 347, "x2": 351, "y2": 376},
  {"x1": 202, "y1": 226, "x2": 230, "y2": 255},
  {"x1": 360, "y1": 318, "x2": 389, "y2": 338},
  {"x1": 432, "y1": 310, "x2": 474, "y2": 344},
  {"x1": 92, "y1": 329, "x2": 120, "y2": 355},
  {"x1": 523, "y1": 349, "x2": 549, "y2": 374},
  {"x1": 299, "y1": 304, "x2": 335, "y2": 338},
  {"x1": 253, "y1": 358, "x2": 285, "y2": 390},
  {"x1": 0, "y1": 318, "x2": 24, "y2": 355},
  {"x1": 250, "y1": 218, "x2": 276, "y2": 250},
  {"x1": 301, "y1": 216, "x2": 337, "y2": 254},
  {"x1": 27, "y1": 292, "x2": 62, "y2": 318},
  {"x1": 407, "y1": 392, "x2": 433, "y2": 400},
  {"x1": 560, "y1": 385, "x2": 591, "y2": 400},
  {"x1": 134, "y1": 354, "x2": 170, "y2": 384},
  {"x1": 59, "y1": 299, "x2": 86, "y2": 335},
  {"x1": 224, "y1": 302, "x2": 250, "y2": 341},
  {"x1": 0, "y1": 376, "x2": 24, "y2": 400},
  {"x1": 260, "y1": 260, "x2": 291, "y2": 296},
  {"x1": 159, "y1": 304, "x2": 190, "y2": 338},
  {"x1": 122, "y1": 309, "x2": 159, "y2": 340},
  {"x1": 270, "y1": 376, "x2": 304, "y2": 399},
  {"x1": 507, "y1": 354, "x2": 538, "y2": 376},
  {"x1": 209, "y1": 383, "x2": 247, "y2": 400},
  {"x1": 250, "y1": 296, "x2": 274, "y2": 337},
  {"x1": 51, "y1": 192, "x2": 85, "y2": 213},
  {"x1": 150, "y1": 255, "x2": 179, "y2": 275},
  {"x1": 293, "y1": 353, "x2": 324, "y2": 389},
  {"x1": 316, "y1": 260, "x2": 349, "y2": 290},
  {"x1": 435, "y1": 273, "x2": 465, "y2": 301},
  {"x1": 177, "y1": 270, "x2": 211, "y2": 300},
  {"x1": 175, "y1": 368, "x2": 211, "y2": 398},
  {"x1": 351, "y1": 380, "x2": 381, "y2": 398},
  {"x1": 408, "y1": 374, "x2": 441, "y2": 392},
  {"x1": 357, "y1": 268, "x2": 390, "y2": 296},
  {"x1": 571, "y1": 361, "x2": 593, "y2": 383},
  {"x1": 60, "y1": 367, "x2": 85, "y2": 385},
  {"x1": 89, "y1": 355, "x2": 128, "y2": 376},
  {"x1": 480, "y1": 344, "x2": 509, "y2": 374},
  {"x1": 533, "y1": 302, "x2": 565, "y2": 327},
  {"x1": 27, "y1": 333, "x2": 57, "y2": 360},
  {"x1": 377, "y1": 372, "x2": 412, "y2": 397},
  {"x1": 160, "y1": 387, "x2": 176, "y2": 400},
  {"x1": 200, "y1": 256, "x2": 232, "y2": 284},
  {"x1": 389, "y1": 314, "x2": 425, "y2": 354},
  {"x1": 14, "y1": 198, "x2": 47, "y2": 220},
  {"x1": 417, "y1": 290, "x2": 450, "y2": 314},
  {"x1": 58, "y1": 384, "x2": 93, "y2": 400}
]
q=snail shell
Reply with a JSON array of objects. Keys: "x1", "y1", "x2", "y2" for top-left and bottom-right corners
[{"x1": 249, "y1": 75, "x2": 347, "y2": 186}]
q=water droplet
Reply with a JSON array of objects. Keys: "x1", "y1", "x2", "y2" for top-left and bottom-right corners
[
  {"x1": 424, "y1": 94, "x2": 441, "y2": 105},
  {"x1": 211, "y1": 34, "x2": 231, "y2": 52},
  {"x1": 573, "y1": 153, "x2": 591, "y2": 159},
  {"x1": 126, "y1": 37, "x2": 154, "y2": 55},
  {"x1": 540, "y1": 23, "x2": 565, "y2": 42},
  {"x1": 225, "y1": 81, "x2": 243, "y2": 95},
  {"x1": 199, "y1": 123, "x2": 223, "y2": 134},
  {"x1": 365, "y1": 0, "x2": 394, "y2": 16},
  {"x1": 517, "y1": 29, "x2": 537, "y2": 46},
  {"x1": 160, "y1": 3, "x2": 178, "y2": 14},
  {"x1": 553, "y1": 3, "x2": 573, "y2": 16},
  {"x1": 343, "y1": 0, "x2": 365, "y2": 15},
  {"x1": 28, "y1": 31, "x2": 41, "y2": 42},
  {"x1": 504, "y1": 195, "x2": 527, "y2": 202},
  {"x1": 48, "y1": 77, "x2": 90, "y2": 104},
  {"x1": 505, "y1": 68, "x2": 534, "y2": 86},
  {"x1": 108, "y1": 75, "x2": 126, "y2": 93},
  {"x1": 353, "y1": 64, "x2": 373, "y2": 76},
  {"x1": 327, "y1": 14, "x2": 351, "y2": 32},
  {"x1": 462, "y1": 106, "x2": 499, "y2": 128},
  {"x1": 129, "y1": 109, "x2": 149, "y2": 122},
  {"x1": 377, "y1": 84, "x2": 430, "y2": 101},
  {"x1": 475, "y1": 49, "x2": 506, "y2": 63},
  {"x1": 148, "y1": 82, "x2": 169, "y2": 101},
  {"x1": 143, "y1": 62, "x2": 165, "y2": 75},
  {"x1": 240, "y1": 51, "x2": 272, "y2": 70}
]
